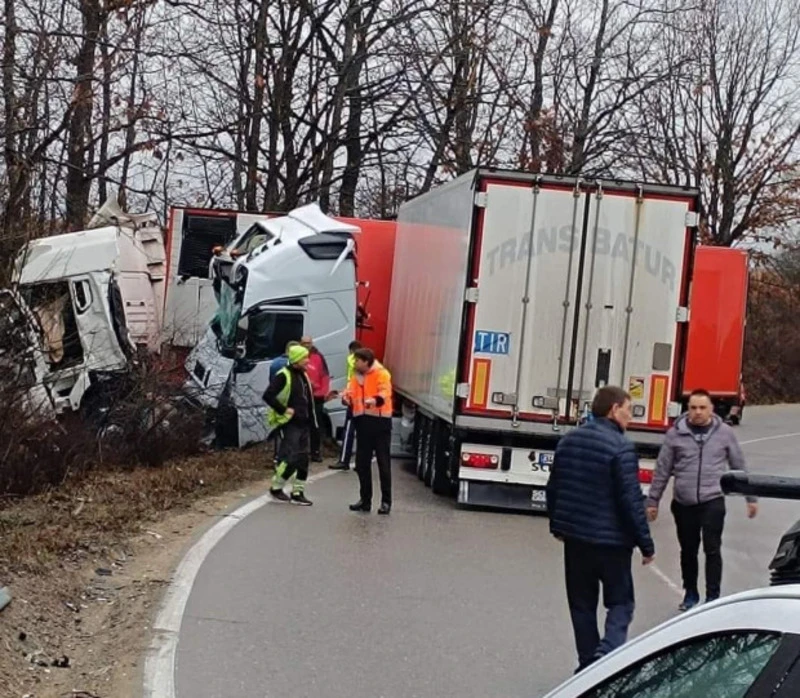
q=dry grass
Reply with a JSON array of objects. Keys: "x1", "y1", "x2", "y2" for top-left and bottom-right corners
[{"x1": 0, "y1": 446, "x2": 271, "y2": 576}]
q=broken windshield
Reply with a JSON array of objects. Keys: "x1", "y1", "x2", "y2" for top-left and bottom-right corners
[{"x1": 212, "y1": 281, "x2": 242, "y2": 352}]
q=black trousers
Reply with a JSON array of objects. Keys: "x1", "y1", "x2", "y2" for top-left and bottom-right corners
[
  {"x1": 564, "y1": 539, "x2": 635, "y2": 670},
  {"x1": 354, "y1": 418, "x2": 392, "y2": 506},
  {"x1": 273, "y1": 421, "x2": 310, "y2": 492},
  {"x1": 671, "y1": 497, "x2": 726, "y2": 599},
  {"x1": 310, "y1": 397, "x2": 326, "y2": 456}
]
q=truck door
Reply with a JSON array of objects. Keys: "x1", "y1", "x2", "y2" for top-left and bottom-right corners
[
  {"x1": 562, "y1": 186, "x2": 694, "y2": 426},
  {"x1": 462, "y1": 179, "x2": 584, "y2": 421}
]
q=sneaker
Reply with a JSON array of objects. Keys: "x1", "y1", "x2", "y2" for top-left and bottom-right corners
[
  {"x1": 270, "y1": 488, "x2": 290, "y2": 502},
  {"x1": 678, "y1": 591, "x2": 700, "y2": 612},
  {"x1": 378, "y1": 503, "x2": 391, "y2": 516},
  {"x1": 705, "y1": 595, "x2": 720, "y2": 604},
  {"x1": 291, "y1": 493, "x2": 313, "y2": 506},
  {"x1": 329, "y1": 462, "x2": 350, "y2": 471}
]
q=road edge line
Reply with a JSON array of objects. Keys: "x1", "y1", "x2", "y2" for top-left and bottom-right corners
[{"x1": 142, "y1": 467, "x2": 341, "y2": 698}]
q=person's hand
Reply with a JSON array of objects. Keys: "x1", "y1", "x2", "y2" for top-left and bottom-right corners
[
  {"x1": 325, "y1": 390, "x2": 338, "y2": 402},
  {"x1": 364, "y1": 398, "x2": 376, "y2": 408},
  {"x1": 642, "y1": 555, "x2": 655, "y2": 566},
  {"x1": 341, "y1": 394, "x2": 351, "y2": 406},
  {"x1": 747, "y1": 502, "x2": 758, "y2": 519},
  {"x1": 285, "y1": 407, "x2": 295, "y2": 418},
  {"x1": 646, "y1": 507, "x2": 658, "y2": 523}
]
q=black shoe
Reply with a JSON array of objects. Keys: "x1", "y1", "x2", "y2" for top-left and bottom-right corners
[
  {"x1": 311, "y1": 453, "x2": 324, "y2": 463},
  {"x1": 679, "y1": 591, "x2": 700, "y2": 612},
  {"x1": 291, "y1": 493, "x2": 313, "y2": 506},
  {"x1": 378, "y1": 503, "x2": 391, "y2": 516},
  {"x1": 270, "y1": 488, "x2": 290, "y2": 502},
  {"x1": 349, "y1": 501, "x2": 370, "y2": 512},
  {"x1": 329, "y1": 462, "x2": 350, "y2": 471}
]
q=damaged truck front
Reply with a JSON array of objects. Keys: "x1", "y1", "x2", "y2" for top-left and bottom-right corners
[{"x1": 5, "y1": 199, "x2": 167, "y2": 427}]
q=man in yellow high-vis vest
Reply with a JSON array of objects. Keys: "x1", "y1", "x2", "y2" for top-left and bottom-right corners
[
  {"x1": 330, "y1": 340, "x2": 362, "y2": 471},
  {"x1": 263, "y1": 344, "x2": 316, "y2": 505}
]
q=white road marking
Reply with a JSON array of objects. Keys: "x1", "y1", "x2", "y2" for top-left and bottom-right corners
[
  {"x1": 740, "y1": 431, "x2": 800, "y2": 446},
  {"x1": 649, "y1": 562, "x2": 683, "y2": 597},
  {"x1": 142, "y1": 468, "x2": 340, "y2": 698}
]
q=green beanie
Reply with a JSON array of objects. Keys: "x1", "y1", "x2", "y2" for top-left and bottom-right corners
[{"x1": 287, "y1": 345, "x2": 309, "y2": 365}]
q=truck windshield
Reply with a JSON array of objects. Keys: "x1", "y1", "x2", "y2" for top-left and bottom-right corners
[{"x1": 212, "y1": 281, "x2": 242, "y2": 352}]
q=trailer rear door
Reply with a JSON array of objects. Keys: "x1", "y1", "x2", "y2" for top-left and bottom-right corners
[{"x1": 461, "y1": 176, "x2": 696, "y2": 428}]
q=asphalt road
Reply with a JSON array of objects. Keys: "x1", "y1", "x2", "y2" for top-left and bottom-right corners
[{"x1": 173, "y1": 405, "x2": 800, "y2": 698}]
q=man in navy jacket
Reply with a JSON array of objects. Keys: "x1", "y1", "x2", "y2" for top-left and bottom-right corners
[{"x1": 546, "y1": 386, "x2": 655, "y2": 672}]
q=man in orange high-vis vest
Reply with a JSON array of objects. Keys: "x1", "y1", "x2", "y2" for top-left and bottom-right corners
[{"x1": 343, "y1": 347, "x2": 393, "y2": 515}]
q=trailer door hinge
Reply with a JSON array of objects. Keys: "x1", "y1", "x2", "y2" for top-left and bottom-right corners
[
  {"x1": 676, "y1": 306, "x2": 689, "y2": 323},
  {"x1": 465, "y1": 287, "x2": 479, "y2": 303},
  {"x1": 685, "y1": 211, "x2": 700, "y2": 227},
  {"x1": 474, "y1": 192, "x2": 488, "y2": 208},
  {"x1": 456, "y1": 383, "x2": 470, "y2": 399}
]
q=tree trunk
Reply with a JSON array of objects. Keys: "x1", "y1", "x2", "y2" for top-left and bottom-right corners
[
  {"x1": 65, "y1": 0, "x2": 103, "y2": 230},
  {"x1": 2, "y1": 0, "x2": 28, "y2": 240}
]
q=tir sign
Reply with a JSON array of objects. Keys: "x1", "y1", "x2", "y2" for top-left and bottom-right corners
[{"x1": 474, "y1": 330, "x2": 510, "y2": 355}]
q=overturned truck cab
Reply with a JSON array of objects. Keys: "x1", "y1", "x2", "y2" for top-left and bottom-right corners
[{"x1": 5, "y1": 198, "x2": 166, "y2": 421}]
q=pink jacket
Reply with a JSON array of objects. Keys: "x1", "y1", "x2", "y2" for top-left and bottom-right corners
[{"x1": 306, "y1": 350, "x2": 331, "y2": 398}]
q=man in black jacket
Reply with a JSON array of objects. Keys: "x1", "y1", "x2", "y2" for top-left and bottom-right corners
[
  {"x1": 546, "y1": 386, "x2": 655, "y2": 672},
  {"x1": 263, "y1": 344, "x2": 316, "y2": 506}
]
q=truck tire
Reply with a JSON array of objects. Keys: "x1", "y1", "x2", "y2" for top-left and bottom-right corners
[
  {"x1": 416, "y1": 416, "x2": 430, "y2": 481},
  {"x1": 423, "y1": 419, "x2": 434, "y2": 487},
  {"x1": 430, "y1": 422, "x2": 450, "y2": 496}
]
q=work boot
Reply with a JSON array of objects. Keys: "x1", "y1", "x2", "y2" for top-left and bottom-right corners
[
  {"x1": 270, "y1": 488, "x2": 290, "y2": 502},
  {"x1": 678, "y1": 591, "x2": 700, "y2": 612},
  {"x1": 291, "y1": 493, "x2": 313, "y2": 506},
  {"x1": 329, "y1": 462, "x2": 349, "y2": 471},
  {"x1": 349, "y1": 501, "x2": 370, "y2": 513}
]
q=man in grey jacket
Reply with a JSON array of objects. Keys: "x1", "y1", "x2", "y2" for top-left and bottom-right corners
[{"x1": 646, "y1": 388, "x2": 758, "y2": 612}]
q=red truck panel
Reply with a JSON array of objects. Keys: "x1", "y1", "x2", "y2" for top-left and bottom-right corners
[
  {"x1": 339, "y1": 217, "x2": 397, "y2": 362},
  {"x1": 683, "y1": 246, "x2": 748, "y2": 396}
]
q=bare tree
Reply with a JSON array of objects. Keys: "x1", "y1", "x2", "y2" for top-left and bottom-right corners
[{"x1": 630, "y1": 0, "x2": 800, "y2": 246}]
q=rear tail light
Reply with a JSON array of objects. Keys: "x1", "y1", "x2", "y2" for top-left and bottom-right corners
[
  {"x1": 461, "y1": 452, "x2": 499, "y2": 469},
  {"x1": 638, "y1": 468, "x2": 654, "y2": 484}
]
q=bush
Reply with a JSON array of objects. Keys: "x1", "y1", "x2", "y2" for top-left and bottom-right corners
[{"x1": 0, "y1": 351, "x2": 206, "y2": 499}]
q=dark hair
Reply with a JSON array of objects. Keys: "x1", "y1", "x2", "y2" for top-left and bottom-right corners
[
  {"x1": 353, "y1": 347, "x2": 375, "y2": 366},
  {"x1": 591, "y1": 386, "x2": 631, "y2": 418},
  {"x1": 349, "y1": 340, "x2": 363, "y2": 352},
  {"x1": 688, "y1": 388, "x2": 712, "y2": 401}
]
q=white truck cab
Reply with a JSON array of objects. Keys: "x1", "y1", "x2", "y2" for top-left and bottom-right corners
[
  {"x1": 183, "y1": 204, "x2": 358, "y2": 448},
  {"x1": 7, "y1": 197, "x2": 166, "y2": 417}
]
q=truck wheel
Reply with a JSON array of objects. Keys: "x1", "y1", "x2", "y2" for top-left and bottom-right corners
[
  {"x1": 430, "y1": 422, "x2": 450, "y2": 496},
  {"x1": 423, "y1": 419, "x2": 434, "y2": 487},
  {"x1": 424, "y1": 420, "x2": 436, "y2": 488},
  {"x1": 416, "y1": 416, "x2": 429, "y2": 480}
]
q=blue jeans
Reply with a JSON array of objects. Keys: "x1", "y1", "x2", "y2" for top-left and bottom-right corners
[{"x1": 564, "y1": 539, "x2": 635, "y2": 669}]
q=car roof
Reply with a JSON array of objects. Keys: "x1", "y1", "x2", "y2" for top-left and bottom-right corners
[{"x1": 543, "y1": 584, "x2": 800, "y2": 698}]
